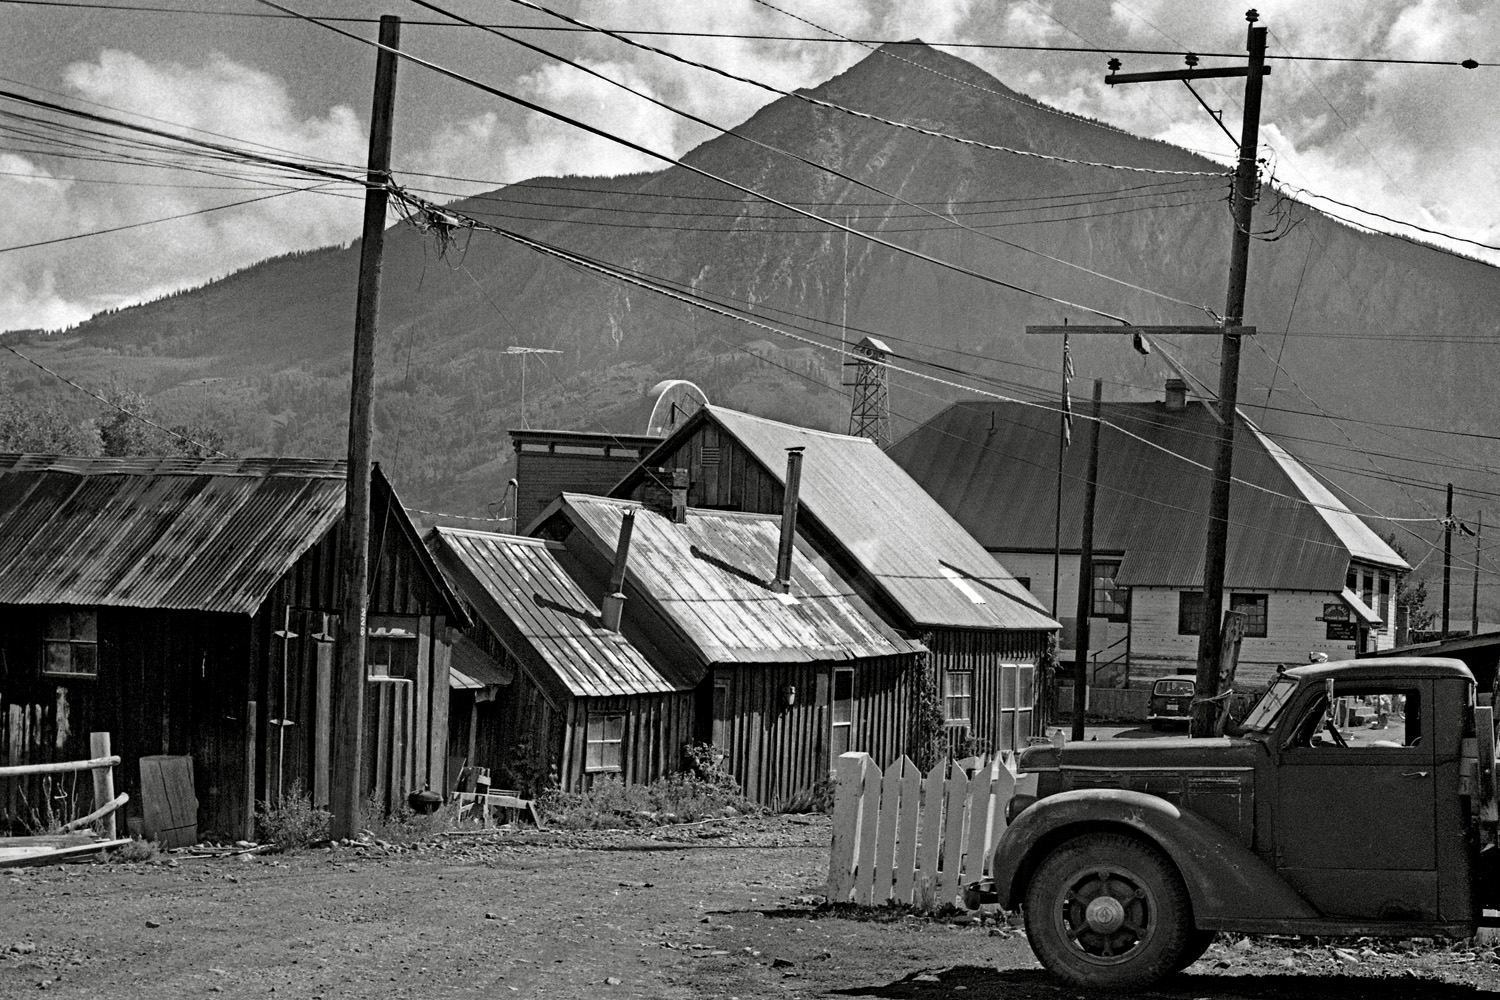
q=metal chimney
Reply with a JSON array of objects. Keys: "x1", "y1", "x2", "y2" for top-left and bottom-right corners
[
  {"x1": 601, "y1": 508, "x2": 636, "y2": 632},
  {"x1": 1164, "y1": 378, "x2": 1188, "y2": 412},
  {"x1": 773, "y1": 447, "x2": 805, "y2": 594}
]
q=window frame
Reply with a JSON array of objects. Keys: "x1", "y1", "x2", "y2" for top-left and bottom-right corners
[
  {"x1": 1177, "y1": 590, "x2": 1205, "y2": 636},
  {"x1": 943, "y1": 669, "x2": 974, "y2": 726},
  {"x1": 584, "y1": 712, "x2": 626, "y2": 773},
  {"x1": 830, "y1": 668, "x2": 854, "y2": 759},
  {"x1": 1091, "y1": 559, "x2": 1129, "y2": 622},
  {"x1": 1229, "y1": 592, "x2": 1269, "y2": 638},
  {"x1": 41, "y1": 608, "x2": 98, "y2": 679}
]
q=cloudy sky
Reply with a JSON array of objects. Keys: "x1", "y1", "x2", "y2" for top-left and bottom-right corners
[{"x1": 2, "y1": 0, "x2": 1497, "y2": 332}]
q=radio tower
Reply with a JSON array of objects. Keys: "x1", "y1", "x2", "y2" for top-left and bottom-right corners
[{"x1": 846, "y1": 336, "x2": 892, "y2": 446}]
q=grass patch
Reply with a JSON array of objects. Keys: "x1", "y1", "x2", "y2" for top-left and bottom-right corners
[
  {"x1": 363, "y1": 797, "x2": 469, "y2": 845},
  {"x1": 538, "y1": 773, "x2": 755, "y2": 830}
]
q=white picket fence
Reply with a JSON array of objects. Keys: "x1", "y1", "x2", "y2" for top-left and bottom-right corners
[{"x1": 826, "y1": 751, "x2": 1037, "y2": 908}]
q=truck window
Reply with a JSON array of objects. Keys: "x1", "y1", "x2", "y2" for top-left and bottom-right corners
[
  {"x1": 1286, "y1": 686, "x2": 1420, "y2": 749},
  {"x1": 1241, "y1": 676, "x2": 1298, "y2": 732}
]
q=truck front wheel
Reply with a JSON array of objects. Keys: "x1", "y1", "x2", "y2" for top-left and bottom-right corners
[{"x1": 1023, "y1": 832, "x2": 1194, "y2": 990}]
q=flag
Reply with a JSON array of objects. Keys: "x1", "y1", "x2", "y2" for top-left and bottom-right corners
[{"x1": 1061, "y1": 332, "x2": 1075, "y2": 448}]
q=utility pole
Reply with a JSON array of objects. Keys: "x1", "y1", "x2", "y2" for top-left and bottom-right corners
[
  {"x1": 1071, "y1": 379, "x2": 1103, "y2": 742},
  {"x1": 1443, "y1": 482, "x2": 1454, "y2": 635},
  {"x1": 1475, "y1": 511, "x2": 1483, "y2": 634},
  {"x1": 332, "y1": 14, "x2": 400, "y2": 842},
  {"x1": 1032, "y1": 9, "x2": 1271, "y2": 738}
]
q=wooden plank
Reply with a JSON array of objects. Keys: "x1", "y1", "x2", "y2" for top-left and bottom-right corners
[
  {"x1": 374, "y1": 684, "x2": 391, "y2": 814},
  {"x1": 891, "y1": 755, "x2": 921, "y2": 905},
  {"x1": 428, "y1": 618, "x2": 451, "y2": 794},
  {"x1": 244, "y1": 700, "x2": 257, "y2": 841},
  {"x1": 139, "y1": 755, "x2": 197, "y2": 849},
  {"x1": 984, "y1": 757, "x2": 1017, "y2": 874},
  {"x1": 0, "y1": 839, "x2": 132, "y2": 868},
  {"x1": 0, "y1": 755, "x2": 120, "y2": 778},
  {"x1": 852, "y1": 755, "x2": 882, "y2": 906},
  {"x1": 314, "y1": 642, "x2": 332, "y2": 808},
  {"x1": 914, "y1": 762, "x2": 945, "y2": 911},
  {"x1": 827, "y1": 751, "x2": 867, "y2": 903},
  {"x1": 936, "y1": 763, "x2": 970, "y2": 907},
  {"x1": 871, "y1": 756, "x2": 904, "y2": 904},
  {"x1": 959, "y1": 760, "x2": 988, "y2": 890},
  {"x1": 88, "y1": 733, "x2": 117, "y2": 839}
]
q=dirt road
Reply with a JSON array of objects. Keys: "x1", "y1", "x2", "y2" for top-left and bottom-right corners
[{"x1": 3, "y1": 815, "x2": 1497, "y2": 998}]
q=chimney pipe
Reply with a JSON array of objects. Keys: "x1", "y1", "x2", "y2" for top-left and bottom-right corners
[
  {"x1": 773, "y1": 447, "x2": 805, "y2": 593},
  {"x1": 601, "y1": 508, "x2": 636, "y2": 632},
  {"x1": 1165, "y1": 378, "x2": 1188, "y2": 412}
]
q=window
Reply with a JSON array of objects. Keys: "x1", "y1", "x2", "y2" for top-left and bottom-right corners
[
  {"x1": 42, "y1": 609, "x2": 97, "y2": 677},
  {"x1": 943, "y1": 670, "x2": 973, "y2": 725},
  {"x1": 1013, "y1": 576, "x2": 1031, "y2": 592},
  {"x1": 1378, "y1": 575, "x2": 1392, "y2": 631},
  {"x1": 1230, "y1": 593, "x2": 1268, "y2": 638},
  {"x1": 831, "y1": 669, "x2": 853, "y2": 757},
  {"x1": 585, "y1": 713, "x2": 625, "y2": 772},
  {"x1": 1178, "y1": 591, "x2": 1205, "y2": 635},
  {"x1": 366, "y1": 618, "x2": 418, "y2": 678},
  {"x1": 1091, "y1": 560, "x2": 1128, "y2": 621},
  {"x1": 1287, "y1": 685, "x2": 1421, "y2": 750}
]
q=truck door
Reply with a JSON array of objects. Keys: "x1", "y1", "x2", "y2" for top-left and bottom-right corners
[{"x1": 1274, "y1": 679, "x2": 1436, "y2": 921}]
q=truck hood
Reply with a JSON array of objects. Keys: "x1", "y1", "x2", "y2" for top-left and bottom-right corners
[{"x1": 1019, "y1": 736, "x2": 1268, "y2": 772}]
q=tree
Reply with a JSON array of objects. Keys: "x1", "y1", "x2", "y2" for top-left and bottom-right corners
[
  {"x1": 98, "y1": 387, "x2": 228, "y2": 459},
  {"x1": 0, "y1": 375, "x2": 101, "y2": 454}
]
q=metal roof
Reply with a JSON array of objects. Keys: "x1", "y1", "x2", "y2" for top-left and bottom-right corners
[
  {"x1": 555, "y1": 494, "x2": 927, "y2": 666},
  {"x1": 0, "y1": 454, "x2": 349, "y2": 614},
  {"x1": 887, "y1": 401, "x2": 1409, "y2": 593},
  {"x1": 625, "y1": 406, "x2": 1057, "y2": 632},
  {"x1": 431, "y1": 527, "x2": 692, "y2": 697}
]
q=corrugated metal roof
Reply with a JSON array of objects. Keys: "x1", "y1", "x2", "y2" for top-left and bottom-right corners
[
  {"x1": 0, "y1": 454, "x2": 348, "y2": 614},
  {"x1": 1341, "y1": 587, "x2": 1383, "y2": 625},
  {"x1": 557, "y1": 494, "x2": 927, "y2": 665},
  {"x1": 449, "y1": 632, "x2": 513, "y2": 689},
  {"x1": 432, "y1": 527, "x2": 690, "y2": 697},
  {"x1": 640, "y1": 407, "x2": 1057, "y2": 632},
  {"x1": 886, "y1": 401, "x2": 1409, "y2": 593}
]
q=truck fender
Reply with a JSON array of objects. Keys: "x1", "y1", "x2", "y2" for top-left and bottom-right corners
[{"x1": 991, "y1": 787, "x2": 1318, "y2": 923}]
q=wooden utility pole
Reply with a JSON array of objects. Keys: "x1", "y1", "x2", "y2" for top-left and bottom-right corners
[
  {"x1": 1443, "y1": 482, "x2": 1454, "y2": 635},
  {"x1": 332, "y1": 14, "x2": 400, "y2": 841},
  {"x1": 1475, "y1": 511, "x2": 1484, "y2": 634},
  {"x1": 1071, "y1": 380, "x2": 1103, "y2": 742}
]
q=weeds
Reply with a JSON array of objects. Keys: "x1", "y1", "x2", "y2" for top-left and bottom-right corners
[
  {"x1": 539, "y1": 773, "x2": 755, "y2": 830},
  {"x1": 778, "y1": 774, "x2": 835, "y2": 814},
  {"x1": 254, "y1": 781, "x2": 330, "y2": 852},
  {"x1": 363, "y1": 796, "x2": 466, "y2": 845},
  {"x1": 111, "y1": 837, "x2": 158, "y2": 863}
]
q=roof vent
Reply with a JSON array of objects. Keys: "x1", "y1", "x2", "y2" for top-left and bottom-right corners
[{"x1": 1165, "y1": 378, "x2": 1188, "y2": 413}]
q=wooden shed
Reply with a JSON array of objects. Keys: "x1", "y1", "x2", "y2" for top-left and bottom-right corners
[
  {"x1": 610, "y1": 406, "x2": 1059, "y2": 754},
  {"x1": 429, "y1": 527, "x2": 695, "y2": 795},
  {"x1": 534, "y1": 493, "x2": 928, "y2": 806},
  {"x1": 0, "y1": 454, "x2": 466, "y2": 840}
]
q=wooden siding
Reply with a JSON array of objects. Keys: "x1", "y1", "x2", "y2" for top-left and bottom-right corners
[
  {"x1": 926, "y1": 629, "x2": 1048, "y2": 754},
  {"x1": 516, "y1": 446, "x2": 652, "y2": 532},
  {"x1": 704, "y1": 656, "x2": 914, "y2": 807},
  {"x1": 0, "y1": 606, "x2": 251, "y2": 838},
  {"x1": 1128, "y1": 586, "x2": 1363, "y2": 687}
]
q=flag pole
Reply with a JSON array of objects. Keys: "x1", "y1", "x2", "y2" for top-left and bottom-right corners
[{"x1": 1051, "y1": 329, "x2": 1071, "y2": 619}]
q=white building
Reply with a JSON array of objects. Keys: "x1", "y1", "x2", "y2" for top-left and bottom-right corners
[{"x1": 889, "y1": 381, "x2": 1410, "y2": 691}]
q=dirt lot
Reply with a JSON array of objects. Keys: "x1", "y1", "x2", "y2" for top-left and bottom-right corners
[{"x1": 3, "y1": 815, "x2": 1498, "y2": 999}]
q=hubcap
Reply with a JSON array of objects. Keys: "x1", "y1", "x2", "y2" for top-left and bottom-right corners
[
  {"x1": 1084, "y1": 895, "x2": 1126, "y2": 934},
  {"x1": 1051, "y1": 864, "x2": 1155, "y2": 965}
]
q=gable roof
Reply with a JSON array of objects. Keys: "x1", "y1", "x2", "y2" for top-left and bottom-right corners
[
  {"x1": 547, "y1": 494, "x2": 926, "y2": 667},
  {"x1": 430, "y1": 527, "x2": 690, "y2": 698},
  {"x1": 615, "y1": 406, "x2": 1057, "y2": 633},
  {"x1": 0, "y1": 453, "x2": 466, "y2": 620},
  {"x1": 887, "y1": 401, "x2": 1409, "y2": 592}
]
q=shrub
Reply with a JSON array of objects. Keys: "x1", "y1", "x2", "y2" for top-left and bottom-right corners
[
  {"x1": 779, "y1": 774, "x2": 835, "y2": 814},
  {"x1": 112, "y1": 837, "x2": 158, "y2": 863},
  {"x1": 363, "y1": 796, "x2": 466, "y2": 845},
  {"x1": 538, "y1": 772, "x2": 755, "y2": 830},
  {"x1": 682, "y1": 742, "x2": 739, "y2": 793},
  {"x1": 255, "y1": 781, "x2": 330, "y2": 851}
]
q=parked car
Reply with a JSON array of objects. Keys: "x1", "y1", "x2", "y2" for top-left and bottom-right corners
[
  {"x1": 1147, "y1": 675, "x2": 1195, "y2": 728},
  {"x1": 966, "y1": 657, "x2": 1500, "y2": 990}
]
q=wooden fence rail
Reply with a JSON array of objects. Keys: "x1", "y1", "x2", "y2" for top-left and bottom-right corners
[
  {"x1": 826, "y1": 752, "x2": 1035, "y2": 909},
  {"x1": 0, "y1": 732, "x2": 125, "y2": 839}
]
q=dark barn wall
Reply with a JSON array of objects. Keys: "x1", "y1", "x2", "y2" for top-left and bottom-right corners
[
  {"x1": 559, "y1": 691, "x2": 695, "y2": 795},
  {"x1": 515, "y1": 433, "x2": 661, "y2": 531},
  {"x1": 0, "y1": 606, "x2": 251, "y2": 838},
  {"x1": 704, "y1": 656, "x2": 914, "y2": 807}
]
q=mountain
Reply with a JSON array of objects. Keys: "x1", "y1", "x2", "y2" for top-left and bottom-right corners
[{"x1": 5, "y1": 41, "x2": 1497, "y2": 596}]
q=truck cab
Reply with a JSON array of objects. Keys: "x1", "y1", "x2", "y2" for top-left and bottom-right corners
[{"x1": 974, "y1": 657, "x2": 1499, "y2": 990}]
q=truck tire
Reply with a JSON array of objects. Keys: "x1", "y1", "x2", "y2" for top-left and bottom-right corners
[
  {"x1": 1023, "y1": 832, "x2": 1194, "y2": 991},
  {"x1": 1172, "y1": 930, "x2": 1215, "y2": 973}
]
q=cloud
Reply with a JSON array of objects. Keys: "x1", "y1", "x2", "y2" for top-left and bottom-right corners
[{"x1": 0, "y1": 50, "x2": 368, "y2": 332}]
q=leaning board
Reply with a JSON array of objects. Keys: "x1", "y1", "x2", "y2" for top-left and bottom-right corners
[{"x1": 139, "y1": 755, "x2": 199, "y2": 848}]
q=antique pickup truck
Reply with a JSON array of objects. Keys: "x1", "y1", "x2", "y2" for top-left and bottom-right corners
[{"x1": 965, "y1": 656, "x2": 1500, "y2": 989}]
